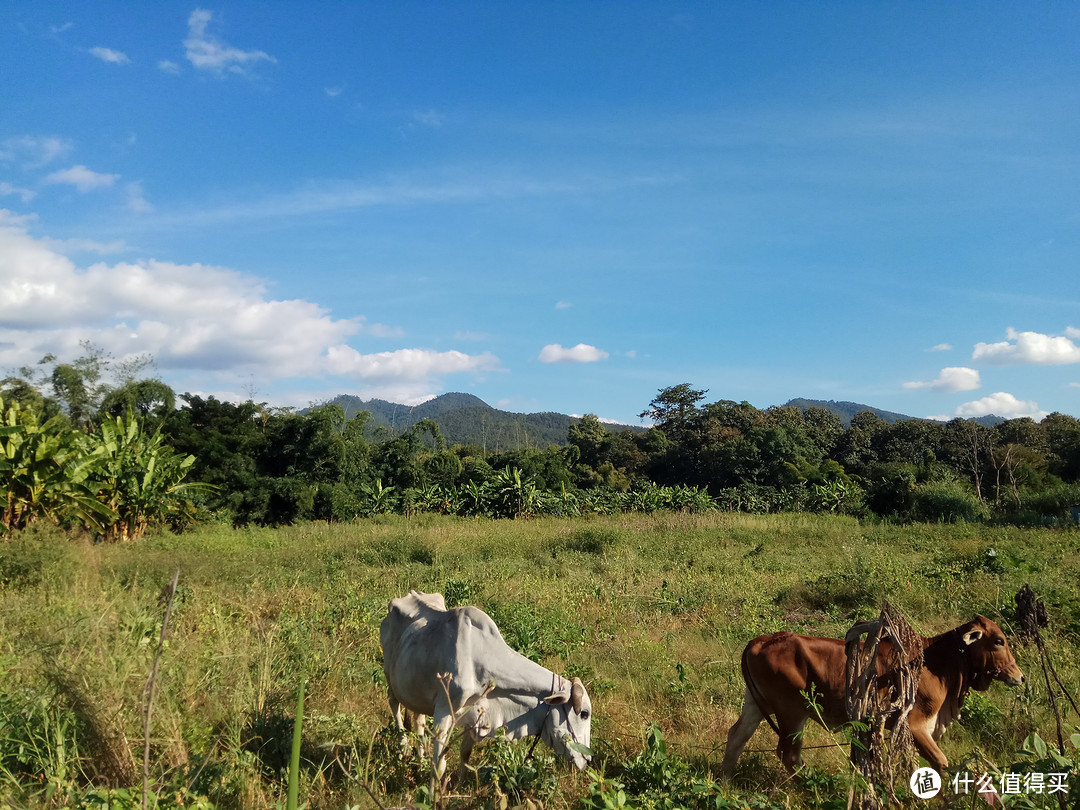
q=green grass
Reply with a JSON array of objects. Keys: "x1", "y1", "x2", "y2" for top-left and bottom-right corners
[{"x1": 1, "y1": 513, "x2": 1078, "y2": 808}]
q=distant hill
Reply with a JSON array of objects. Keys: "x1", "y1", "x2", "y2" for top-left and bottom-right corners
[
  {"x1": 784, "y1": 398, "x2": 1006, "y2": 428},
  {"x1": 317, "y1": 392, "x2": 645, "y2": 450},
  {"x1": 310, "y1": 393, "x2": 1007, "y2": 451}
]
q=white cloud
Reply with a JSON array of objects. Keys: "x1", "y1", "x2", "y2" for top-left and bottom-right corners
[
  {"x1": 42, "y1": 236, "x2": 128, "y2": 256},
  {"x1": 89, "y1": 46, "x2": 130, "y2": 64},
  {"x1": 539, "y1": 343, "x2": 609, "y2": 364},
  {"x1": 903, "y1": 366, "x2": 980, "y2": 392},
  {"x1": 0, "y1": 182, "x2": 35, "y2": 202},
  {"x1": 930, "y1": 343, "x2": 952, "y2": 352},
  {"x1": 0, "y1": 214, "x2": 498, "y2": 397},
  {"x1": 125, "y1": 181, "x2": 153, "y2": 213},
  {"x1": 325, "y1": 86, "x2": 344, "y2": 97},
  {"x1": 0, "y1": 135, "x2": 73, "y2": 168},
  {"x1": 325, "y1": 347, "x2": 500, "y2": 380},
  {"x1": 45, "y1": 165, "x2": 118, "y2": 192},
  {"x1": 555, "y1": 301, "x2": 572, "y2": 310},
  {"x1": 357, "y1": 318, "x2": 404, "y2": 338},
  {"x1": 184, "y1": 9, "x2": 276, "y2": 75},
  {"x1": 972, "y1": 327, "x2": 1080, "y2": 366},
  {"x1": 158, "y1": 60, "x2": 181, "y2": 75},
  {"x1": 949, "y1": 392, "x2": 1049, "y2": 420}
]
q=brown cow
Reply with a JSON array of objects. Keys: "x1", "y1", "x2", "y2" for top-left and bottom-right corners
[{"x1": 721, "y1": 615, "x2": 1025, "y2": 774}]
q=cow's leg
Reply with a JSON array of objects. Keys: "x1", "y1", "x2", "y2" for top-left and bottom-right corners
[
  {"x1": 456, "y1": 733, "x2": 477, "y2": 786},
  {"x1": 721, "y1": 690, "x2": 764, "y2": 774},
  {"x1": 429, "y1": 705, "x2": 455, "y2": 797},
  {"x1": 388, "y1": 688, "x2": 412, "y2": 754},
  {"x1": 413, "y1": 712, "x2": 429, "y2": 759},
  {"x1": 775, "y1": 715, "x2": 809, "y2": 773},
  {"x1": 910, "y1": 719, "x2": 949, "y2": 772}
]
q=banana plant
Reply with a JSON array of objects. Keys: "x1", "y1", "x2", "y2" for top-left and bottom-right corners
[
  {"x1": 91, "y1": 413, "x2": 210, "y2": 542},
  {"x1": 0, "y1": 396, "x2": 115, "y2": 533},
  {"x1": 359, "y1": 478, "x2": 397, "y2": 516}
]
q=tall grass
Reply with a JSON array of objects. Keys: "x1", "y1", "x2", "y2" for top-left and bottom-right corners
[{"x1": 1, "y1": 513, "x2": 1077, "y2": 808}]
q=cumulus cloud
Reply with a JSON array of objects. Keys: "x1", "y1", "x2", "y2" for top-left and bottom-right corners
[
  {"x1": 326, "y1": 347, "x2": 500, "y2": 380},
  {"x1": 0, "y1": 135, "x2": 73, "y2": 168},
  {"x1": 948, "y1": 392, "x2": 1049, "y2": 421},
  {"x1": 0, "y1": 213, "x2": 500, "y2": 396},
  {"x1": 972, "y1": 327, "x2": 1080, "y2": 366},
  {"x1": 89, "y1": 46, "x2": 130, "y2": 64},
  {"x1": 539, "y1": 343, "x2": 609, "y2": 364},
  {"x1": 184, "y1": 9, "x2": 276, "y2": 75},
  {"x1": 903, "y1": 366, "x2": 980, "y2": 392},
  {"x1": 158, "y1": 60, "x2": 181, "y2": 74},
  {"x1": 930, "y1": 343, "x2": 952, "y2": 352},
  {"x1": 45, "y1": 165, "x2": 118, "y2": 192}
]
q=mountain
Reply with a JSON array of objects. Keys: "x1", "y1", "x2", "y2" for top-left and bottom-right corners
[
  {"x1": 319, "y1": 392, "x2": 629, "y2": 450},
  {"x1": 784, "y1": 398, "x2": 1006, "y2": 428},
  {"x1": 310, "y1": 393, "x2": 1008, "y2": 452}
]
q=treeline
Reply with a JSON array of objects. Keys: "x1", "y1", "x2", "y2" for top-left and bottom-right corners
[{"x1": 3, "y1": 348, "x2": 1079, "y2": 536}]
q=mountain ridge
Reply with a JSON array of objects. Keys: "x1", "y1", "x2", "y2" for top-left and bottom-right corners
[{"x1": 310, "y1": 392, "x2": 1007, "y2": 449}]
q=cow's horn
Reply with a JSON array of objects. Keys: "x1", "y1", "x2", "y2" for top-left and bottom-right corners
[
  {"x1": 571, "y1": 677, "x2": 585, "y2": 714},
  {"x1": 845, "y1": 620, "x2": 881, "y2": 645}
]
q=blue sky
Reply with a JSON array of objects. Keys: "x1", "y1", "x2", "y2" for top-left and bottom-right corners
[{"x1": 2, "y1": 3, "x2": 1078, "y2": 425}]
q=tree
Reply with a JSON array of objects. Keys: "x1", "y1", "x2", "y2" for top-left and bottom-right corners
[
  {"x1": 99, "y1": 379, "x2": 176, "y2": 427},
  {"x1": 639, "y1": 384, "x2": 707, "y2": 445},
  {"x1": 943, "y1": 419, "x2": 992, "y2": 502}
]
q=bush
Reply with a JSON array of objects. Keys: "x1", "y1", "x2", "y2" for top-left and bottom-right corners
[{"x1": 909, "y1": 480, "x2": 989, "y2": 523}]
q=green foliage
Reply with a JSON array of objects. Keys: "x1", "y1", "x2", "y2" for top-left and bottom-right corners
[
  {"x1": 0, "y1": 394, "x2": 114, "y2": 534},
  {"x1": 909, "y1": 479, "x2": 989, "y2": 523},
  {"x1": 471, "y1": 730, "x2": 559, "y2": 806},
  {"x1": 584, "y1": 724, "x2": 789, "y2": 810},
  {"x1": 998, "y1": 731, "x2": 1080, "y2": 809},
  {"x1": 0, "y1": 524, "x2": 77, "y2": 588},
  {"x1": 93, "y1": 413, "x2": 211, "y2": 542}
]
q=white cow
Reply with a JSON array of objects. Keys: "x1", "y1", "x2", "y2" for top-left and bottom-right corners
[{"x1": 380, "y1": 590, "x2": 592, "y2": 787}]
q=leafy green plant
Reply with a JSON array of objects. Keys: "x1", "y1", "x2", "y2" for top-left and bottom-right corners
[
  {"x1": 0, "y1": 394, "x2": 115, "y2": 534},
  {"x1": 92, "y1": 413, "x2": 211, "y2": 542},
  {"x1": 998, "y1": 731, "x2": 1080, "y2": 809}
]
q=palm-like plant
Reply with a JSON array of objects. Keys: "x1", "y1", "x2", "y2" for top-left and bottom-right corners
[
  {"x1": 92, "y1": 413, "x2": 210, "y2": 542},
  {"x1": 1, "y1": 396, "x2": 114, "y2": 533},
  {"x1": 359, "y1": 478, "x2": 397, "y2": 516}
]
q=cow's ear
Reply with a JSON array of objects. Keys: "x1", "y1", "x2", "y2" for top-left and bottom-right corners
[
  {"x1": 543, "y1": 691, "x2": 570, "y2": 706},
  {"x1": 962, "y1": 628, "x2": 984, "y2": 646}
]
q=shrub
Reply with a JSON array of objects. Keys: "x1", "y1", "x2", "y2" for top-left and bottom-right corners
[{"x1": 909, "y1": 480, "x2": 989, "y2": 523}]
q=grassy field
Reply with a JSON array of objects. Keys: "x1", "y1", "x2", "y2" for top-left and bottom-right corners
[{"x1": 1, "y1": 513, "x2": 1078, "y2": 808}]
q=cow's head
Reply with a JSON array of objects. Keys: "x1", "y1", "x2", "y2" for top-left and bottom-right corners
[
  {"x1": 543, "y1": 676, "x2": 592, "y2": 769},
  {"x1": 960, "y1": 615, "x2": 1025, "y2": 691}
]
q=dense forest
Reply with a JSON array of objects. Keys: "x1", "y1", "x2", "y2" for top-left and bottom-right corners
[{"x1": 3, "y1": 350, "x2": 1079, "y2": 536}]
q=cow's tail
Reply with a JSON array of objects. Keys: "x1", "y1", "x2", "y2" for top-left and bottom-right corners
[{"x1": 741, "y1": 643, "x2": 781, "y2": 736}]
